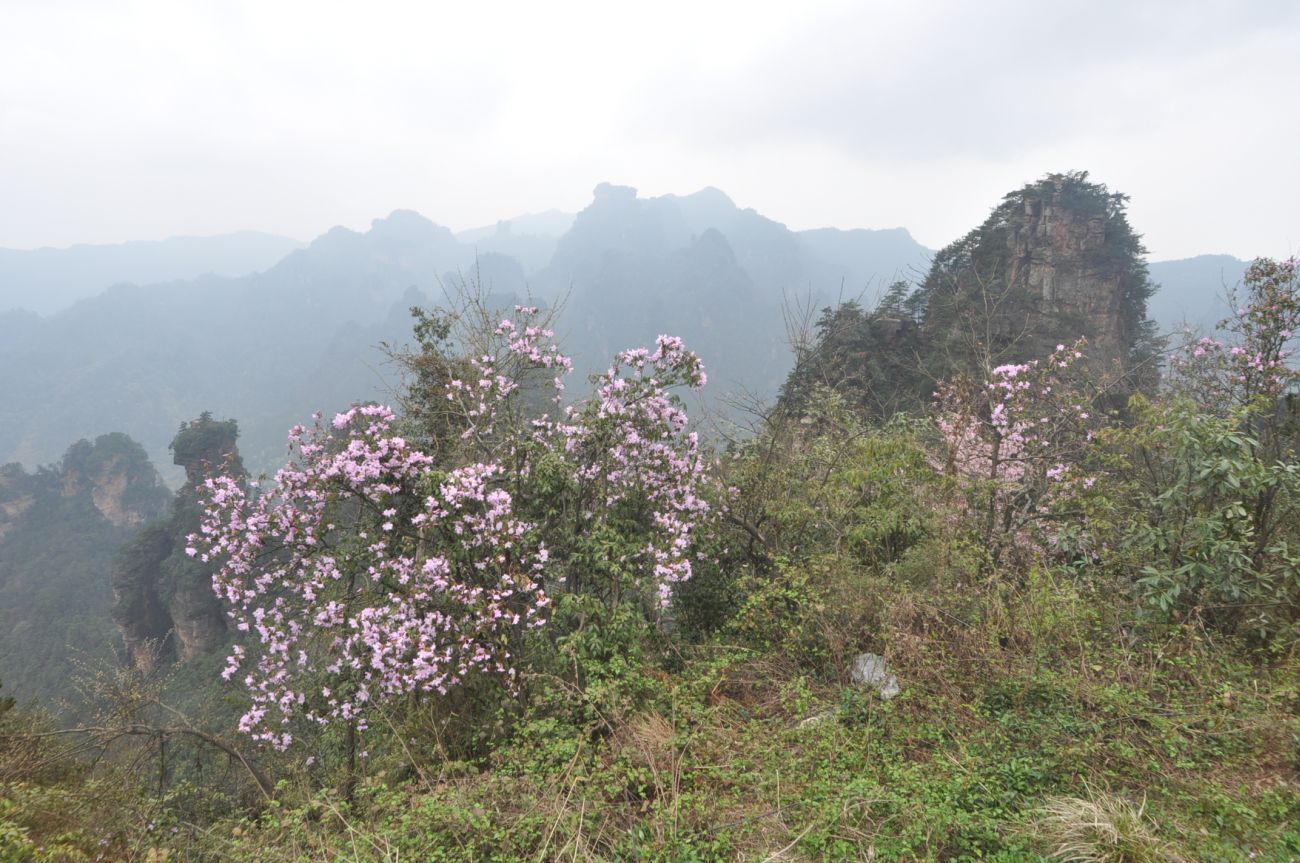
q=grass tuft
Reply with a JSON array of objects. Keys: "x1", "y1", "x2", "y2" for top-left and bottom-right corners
[{"x1": 1031, "y1": 789, "x2": 1189, "y2": 863}]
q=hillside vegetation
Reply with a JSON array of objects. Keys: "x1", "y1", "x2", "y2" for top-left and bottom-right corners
[{"x1": 1, "y1": 176, "x2": 1297, "y2": 863}]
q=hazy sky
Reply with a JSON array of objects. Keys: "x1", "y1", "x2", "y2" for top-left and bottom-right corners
[{"x1": 2, "y1": 0, "x2": 1297, "y2": 260}]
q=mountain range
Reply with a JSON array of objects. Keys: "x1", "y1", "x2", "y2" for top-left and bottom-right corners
[
  {"x1": 0, "y1": 184, "x2": 1254, "y2": 484},
  {"x1": 0, "y1": 231, "x2": 305, "y2": 316}
]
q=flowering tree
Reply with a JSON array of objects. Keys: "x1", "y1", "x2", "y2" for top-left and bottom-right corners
[
  {"x1": 933, "y1": 340, "x2": 1102, "y2": 570},
  {"x1": 1170, "y1": 257, "x2": 1300, "y2": 420},
  {"x1": 437, "y1": 311, "x2": 712, "y2": 609},
  {"x1": 192, "y1": 406, "x2": 550, "y2": 749},
  {"x1": 191, "y1": 309, "x2": 713, "y2": 747},
  {"x1": 549, "y1": 336, "x2": 710, "y2": 606},
  {"x1": 1128, "y1": 258, "x2": 1300, "y2": 637}
]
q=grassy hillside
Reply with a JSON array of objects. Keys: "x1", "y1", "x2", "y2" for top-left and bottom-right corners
[{"x1": 2, "y1": 479, "x2": 1295, "y2": 861}]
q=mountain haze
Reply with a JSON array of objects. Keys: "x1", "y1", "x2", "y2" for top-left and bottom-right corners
[
  {"x1": 0, "y1": 231, "x2": 304, "y2": 316},
  {"x1": 0, "y1": 433, "x2": 170, "y2": 707},
  {"x1": 1147, "y1": 254, "x2": 1252, "y2": 335},
  {"x1": 535, "y1": 183, "x2": 932, "y2": 401},
  {"x1": 0, "y1": 211, "x2": 468, "y2": 481},
  {"x1": 0, "y1": 183, "x2": 1259, "y2": 487},
  {"x1": 0, "y1": 186, "x2": 934, "y2": 480},
  {"x1": 456, "y1": 209, "x2": 575, "y2": 272}
]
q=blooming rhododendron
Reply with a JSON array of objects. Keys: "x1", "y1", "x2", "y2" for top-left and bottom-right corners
[
  {"x1": 934, "y1": 340, "x2": 1100, "y2": 567},
  {"x1": 567, "y1": 333, "x2": 710, "y2": 604},
  {"x1": 192, "y1": 308, "x2": 712, "y2": 746},
  {"x1": 1170, "y1": 257, "x2": 1300, "y2": 408},
  {"x1": 193, "y1": 405, "x2": 549, "y2": 748}
]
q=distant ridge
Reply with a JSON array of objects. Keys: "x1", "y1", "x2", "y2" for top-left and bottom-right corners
[
  {"x1": 0, "y1": 231, "x2": 305, "y2": 316},
  {"x1": 456, "y1": 210, "x2": 577, "y2": 272},
  {"x1": 456, "y1": 209, "x2": 576, "y2": 243},
  {"x1": 1147, "y1": 254, "x2": 1251, "y2": 335},
  {"x1": 0, "y1": 183, "x2": 1264, "y2": 485}
]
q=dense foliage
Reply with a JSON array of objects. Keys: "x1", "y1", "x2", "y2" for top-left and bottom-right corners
[{"x1": 778, "y1": 285, "x2": 928, "y2": 421}]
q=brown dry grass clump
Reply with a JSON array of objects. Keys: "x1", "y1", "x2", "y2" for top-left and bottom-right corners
[{"x1": 1029, "y1": 789, "x2": 1190, "y2": 863}]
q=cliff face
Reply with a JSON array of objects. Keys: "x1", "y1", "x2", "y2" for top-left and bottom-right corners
[
  {"x1": 110, "y1": 524, "x2": 174, "y2": 668},
  {"x1": 57, "y1": 434, "x2": 172, "y2": 526},
  {"x1": 0, "y1": 436, "x2": 169, "y2": 547},
  {"x1": 112, "y1": 414, "x2": 244, "y2": 665},
  {"x1": 62, "y1": 456, "x2": 162, "y2": 528},
  {"x1": 778, "y1": 173, "x2": 1159, "y2": 421},
  {"x1": 0, "y1": 435, "x2": 171, "y2": 707},
  {"x1": 917, "y1": 172, "x2": 1156, "y2": 384},
  {"x1": 1004, "y1": 184, "x2": 1129, "y2": 370},
  {"x1": 166, "y1": 415, "x2": 244, "y2": 658}
]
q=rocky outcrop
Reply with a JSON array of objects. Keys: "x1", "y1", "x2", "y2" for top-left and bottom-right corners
[
  {"x1": 779, "y1": 173, "x2": 1159, "y2": 421},
  {"x1": 58, "y1": 434, "x2": 171, "y2": 527},
  {"x1": 0, "y1": 436, "x2": 169, "y2": 548},
  {"x1": 0, "y1": 434, "x2": 171, "y2": 707},
  {"x1": 166, "y1": 415, "x2": 242, "y2": 660},
  {"x1": 917, "y1": 171, "x2": 1157, "y2": 385},
  {"x1": 90, "y1": 468, "x2": 139, "y2": 527},
  {"x1": 1004, "y1": 179, "x2": 1136, "y2": 371},
  {"x1": 112, "y1": 414, "x2": 244, "y2": 666},
  {"x1": 169, "y1": 575, "x2": 229, "y2": 662},
  {"x1": 112, "y1": 514, "x2": 230, "y2": 665},
  {"x1": 110, "y1": 524, "x2": 174, "y2": 668},
  {"x1": 0, "y1": 463, "x2": 35, "y2": 542}
]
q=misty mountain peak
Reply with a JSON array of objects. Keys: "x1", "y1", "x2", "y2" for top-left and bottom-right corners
[
  {"x1": 592, "y1": 182, "x2": 638, "y2": 202},
  {"x1": 369, "y1": 209, "x2": 444, "y2": 242},
  {"x1": 297, "y1": 211, "x2": 462, "y2": 279},
  {"x1": 674, "y1": 186, "x2": 739, "y2": 214},
  {"x1": 687, "y1": 186, "x2": 734, "y2": 204},
  {"x1": 310, "y1": 224, "x2": 366, "y2": 252},
  {"x1": 552, "y1": 184, "x2": 693, "y2": 267},
  {"x1": 689, "y1": 227, "x2": 738, "y2": 263}
]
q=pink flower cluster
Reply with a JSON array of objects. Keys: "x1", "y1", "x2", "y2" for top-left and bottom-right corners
[
  {"x1": 449, "y1": 312, "x2": 711, "y2": 606},
  {"x1": 191, "y1": 405, "x2": 549, "y2": 749},
  {"x1": 566, "y1": 334, "x2": 710, "y2": 605},
  {"x1": 191, "y1": 307, "x2": 712, "y2": 746},
  {"x1": 934, "y1": 340, "x2": 1099, "y2": 561},
  {"x1": 444, "y1": 309, "x2": 574, "y2": 444},
  {"x1": 1171, "y1": 257, "x2": 1300, "y2": 406}
]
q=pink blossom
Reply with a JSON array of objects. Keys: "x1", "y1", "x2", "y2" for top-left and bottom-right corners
[{"x1": 192, "y1": 309, "x2": 715, "y2": 748}]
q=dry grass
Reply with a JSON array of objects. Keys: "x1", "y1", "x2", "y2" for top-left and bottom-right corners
[{"x1": 1029, "y1": 789, "x2": 1189, "y2": 863}]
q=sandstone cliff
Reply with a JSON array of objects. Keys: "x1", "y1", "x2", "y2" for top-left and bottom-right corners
[
  {"x1": 917, "y1": 171, "x2": 1158, "y2": 386},
  {"x1": 112, "y1": 414, "x2": 244, "y2": 665},
  {"x1": 0, "y1": 434, "x2": 170, "y2": 706},
  {"x1": 777, "y1": 172, "x2": 1160, "y2": 420}
]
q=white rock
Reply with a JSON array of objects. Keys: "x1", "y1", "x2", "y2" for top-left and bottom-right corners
[{"x1": 848, "y1": 652, "x2": 900, "y2": 700}]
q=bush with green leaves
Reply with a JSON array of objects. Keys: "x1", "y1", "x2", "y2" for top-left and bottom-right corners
[
  {"x1": 719, "y1": 393, "x2": 942, "y2": 671},
  {"x1": 1105, "y1": 397, "x2": 1300, "y2": 640},
  {"x1": 1098, "y1": 258, "x2": 1300, "y2": 641}
]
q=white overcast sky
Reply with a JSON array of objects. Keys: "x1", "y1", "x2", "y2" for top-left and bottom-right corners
[{"x1": 1, "y1": 0, "x2": 1297, "y2": 260}]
